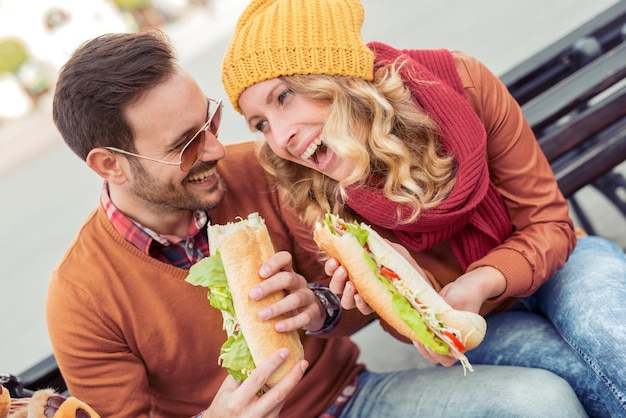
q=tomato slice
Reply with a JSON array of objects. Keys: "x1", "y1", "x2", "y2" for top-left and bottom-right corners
[
  {"x1": 441, "y1": 330, "x2": 466, "y2": 352},
  {"x1": 379, "y1": 266, "x2": 400, "y2": 279}
]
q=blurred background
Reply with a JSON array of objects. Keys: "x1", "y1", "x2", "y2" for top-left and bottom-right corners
[
  {"x1": 0, "y1": 0, "x2": 213, "y2": 127},
  {"x1": 1, "y1": 0, "x2": 623, "y2": 376}
]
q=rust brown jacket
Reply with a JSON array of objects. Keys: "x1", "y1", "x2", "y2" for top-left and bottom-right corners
[{"x1": 368, "y1": 50, "x2": 576, "y2": 317}]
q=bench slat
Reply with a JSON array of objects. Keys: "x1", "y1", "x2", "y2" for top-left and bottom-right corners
[
  {"x1": 538, "y1": 85, "x2": 626, "y2": 161},
  {"x1": 554, "y1": 119, "x2": 626, "y2": 197},
  {"x1": 501, "y1": 1, "x2": 626, "y2": 104},
  {"x1": 522, "y1": 42, "x2": 626, "y2": 131}
]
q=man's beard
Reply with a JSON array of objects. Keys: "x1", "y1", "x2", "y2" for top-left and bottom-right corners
[{"x1": 128, "y1": 159, "x2": 226, "y2": 215}]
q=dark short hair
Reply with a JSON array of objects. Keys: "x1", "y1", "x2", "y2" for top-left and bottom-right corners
[{"x1": 52, "y1": 31, "x2": 178, "y2": 160}]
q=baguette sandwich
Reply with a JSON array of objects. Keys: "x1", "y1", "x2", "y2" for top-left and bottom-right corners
[
  {"x1": 313, "y1": 213, "x2": 486, "y2": 373},
  {"x1": 185, "y1": 212, "x2": 304, "y2": 387}
]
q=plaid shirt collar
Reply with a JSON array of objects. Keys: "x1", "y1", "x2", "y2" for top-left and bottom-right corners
[{"x1": 100, "y1": 182, "x2": 208, "y2": 262}]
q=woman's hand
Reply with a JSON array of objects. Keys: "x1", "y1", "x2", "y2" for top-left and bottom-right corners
[
  {"x1": 413, "y1": 266, "x2": 504, "y2": 366},
  {"x1": 439, "y1": 266, "x2": 506, "y2": 313},
  {"x1": 412, "y1": 341, "x2": 459, "y2": 367},
  {"x1": 325, "y1": 257, "x2": 374, "y2": 314}
]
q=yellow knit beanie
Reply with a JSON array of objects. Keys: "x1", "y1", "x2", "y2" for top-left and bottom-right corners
[{"x1": 221, "y1": 0, "x2": 375, "y2": 113}]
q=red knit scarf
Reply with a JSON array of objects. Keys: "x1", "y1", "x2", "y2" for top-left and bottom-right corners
[{"x1": 344, "y1": 42, "x2": 512, "y2": 269}]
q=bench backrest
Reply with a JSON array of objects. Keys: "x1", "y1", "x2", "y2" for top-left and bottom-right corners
[{"x1": 500, "y1": 1, "x2": 626, "y2": 198}]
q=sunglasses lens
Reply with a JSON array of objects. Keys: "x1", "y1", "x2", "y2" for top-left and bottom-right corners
[
  {"x1": 179, "y1": 100, "x2": 221, "y2": 172},
  {"x1": 209, "y1": 100, "x2": 222, "y2": 134},
  {"x1": 180, "y1": 132, "x2": 205, "y2": 172}
]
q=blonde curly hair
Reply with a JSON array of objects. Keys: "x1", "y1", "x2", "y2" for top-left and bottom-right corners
[{"x1": 258, "y1": 59, "x2": 458, "y2": 227}]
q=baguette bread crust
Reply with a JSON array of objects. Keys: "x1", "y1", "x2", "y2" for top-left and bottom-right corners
[
  {"x1": 313, "y1": 223, "x2": 486, "y2": 351},
  {"x1": 210, "y1": 216, "x2": 304, "y2": 387}
]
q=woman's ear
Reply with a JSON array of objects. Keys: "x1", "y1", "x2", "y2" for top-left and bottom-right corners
[{"x1": 86, "y1": 148, "x2": 129, "y2": 185}]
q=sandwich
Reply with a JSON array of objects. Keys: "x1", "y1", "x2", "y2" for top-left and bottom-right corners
[
  {"x1": 185, "y1": 212, "x2": 304, "y2": 387},
  {"x1": 313, "y1": 213, "x2": 486, "y2": 373}
]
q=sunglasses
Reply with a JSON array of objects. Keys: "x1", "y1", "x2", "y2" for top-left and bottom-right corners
[{"x1": 105, "y1": 98, "x2": 222, "y2": 172}]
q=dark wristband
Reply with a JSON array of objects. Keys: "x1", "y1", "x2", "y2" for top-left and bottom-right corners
[{"x1": 306, "y1": 283, "x2": 342, "y2": 335}]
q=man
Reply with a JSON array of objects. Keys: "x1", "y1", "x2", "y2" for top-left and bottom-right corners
[{"x1": 47, "y1": 30, "x2": 586, "y2": 418}]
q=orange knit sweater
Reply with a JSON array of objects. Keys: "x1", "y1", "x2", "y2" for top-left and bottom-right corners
[{"x1": 47, "y1": 142, "x2": 367, "y2": 418}]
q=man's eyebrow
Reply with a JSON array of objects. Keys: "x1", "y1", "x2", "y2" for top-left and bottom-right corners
[
  {"x1": 164, "y1": 128, "x2": 194, "y2": 151},
  {"x1": 166, "y1": 100, "x2": 210, "y2": 149}
]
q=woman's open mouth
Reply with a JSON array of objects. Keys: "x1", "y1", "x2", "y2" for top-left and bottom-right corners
[{"x1": 300, "y1": 137, "x2": 330, "y2": 167}]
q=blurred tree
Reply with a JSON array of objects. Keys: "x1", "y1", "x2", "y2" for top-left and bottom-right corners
[
  {"x1": 0, "y1": 38, "x2": 29, "y2": 74},
  {"x1": 0, "y1": 37, "x2": 49, "y2": 106},
  {"x1": 112, "y1": 0, "x2": 152, "y2": 9},
  {"x1": 111, "y1": 0, "x2": 164, "y2": 30}
]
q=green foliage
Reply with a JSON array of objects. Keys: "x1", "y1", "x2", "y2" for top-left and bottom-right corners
[
  {"x1": 111, "y1": 0, "x2": 152, "y2": 10},
  {"x1": 0, "y1": 38, "x2": 29, "y2": 74}
]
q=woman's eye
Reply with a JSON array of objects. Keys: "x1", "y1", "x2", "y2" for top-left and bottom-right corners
[
  {"x1": 254, "y1": 119, "x2": 268, "y2": 133},
  {"x1": 278, "y1": 89, "x2": 292, "y2": 104}
]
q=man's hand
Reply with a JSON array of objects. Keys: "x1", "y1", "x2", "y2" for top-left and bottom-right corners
[
  {"x1": 250, "y1": 251, "x2": 326, "y2": 332},
  {"x1": 204, "y1": 348, "x2": 308, "y2": 418}
]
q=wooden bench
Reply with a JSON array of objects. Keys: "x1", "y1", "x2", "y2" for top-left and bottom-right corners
[
  {"x1": 1, "y1": 354, "x2": 66, "y2": 397},
  {"x1": 500, "y1": 0, "x2": 626, "y2": 235},
  {"x1": 4, "y1": 1, "x2": 626, "y2": 401}
]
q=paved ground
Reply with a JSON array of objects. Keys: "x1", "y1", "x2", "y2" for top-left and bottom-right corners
[{"x1": 0, "y1": 0, "x2": 623, "y2": 375}]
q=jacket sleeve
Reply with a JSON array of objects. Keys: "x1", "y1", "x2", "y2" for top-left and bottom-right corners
[{"x1": 452, "y1": 51, "x2": 576, "y2": 304}]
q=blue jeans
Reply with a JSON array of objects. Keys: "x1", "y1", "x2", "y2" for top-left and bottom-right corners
[
  {"x1": 337, "y1": 366, "x2": 586, "y2": 417},
  {"x1": 467, "y1": 236, "x2": 626, "y2": 417}
]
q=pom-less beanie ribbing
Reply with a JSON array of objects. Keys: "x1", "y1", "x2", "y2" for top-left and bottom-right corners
[{"x1": 221, "y1": 0, "x2": 375, "y2": 113}]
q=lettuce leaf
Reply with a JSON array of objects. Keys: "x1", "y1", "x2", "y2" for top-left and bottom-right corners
[
  {"x1": 220, "y1": 332, "x2": 256, "y2": 382},
  {"x1": 391, "y1": 293, "x2": 449, "y2": 354},
  {"x1": 323, "y1": 212, "x2": 369, "y2": 246},
  {"x1": 185, "y1": 254, "x2": 254, "y2": 381},
  {"x1": 343, "y1": 221, "x2": 369, "y2": 247},
  {"x1": 187, "y1": 253, "x2": 234, "y2": 314}
]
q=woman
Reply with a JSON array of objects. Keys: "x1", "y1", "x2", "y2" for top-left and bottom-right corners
[{"x1": 221, "y1": 0, "x2": 626, "y2": 416}]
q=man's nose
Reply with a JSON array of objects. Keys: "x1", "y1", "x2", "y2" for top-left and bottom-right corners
[{"x1": 200, "y1": 131, "x2": 226, "y2": 160}]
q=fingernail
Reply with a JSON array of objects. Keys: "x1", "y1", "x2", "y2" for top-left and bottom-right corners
[
  {"x1": 275, "y1": 321, "x2": 285, "y2": 331},
  {"x1": 259, "y1": 266, "x2": 269, "y2": 277},
  {"x1": 301, "y1": 360, "x2": 309, "y2": 371},
  {"x1": 258, "y1": 308, "x2": 271, "y2": 319},
  {"x1": 249, "y1": 287, "x2": 261, "y2": 300},
  {"x1": 328, "y1": 258, "x2": 338, "y2": 268},
  {"x1": 279, "y1": 347, "x2": 289, "y2": 358}
]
